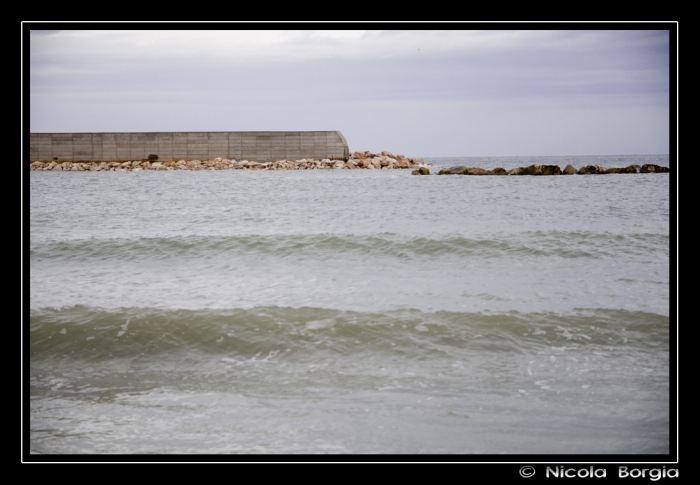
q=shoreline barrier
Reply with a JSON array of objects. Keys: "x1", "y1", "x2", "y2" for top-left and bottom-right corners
[{"x1": 29, "y1": 131, "x2": 349, "y2": 163}]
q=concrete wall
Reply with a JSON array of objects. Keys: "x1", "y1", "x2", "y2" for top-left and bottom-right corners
[{"x1": 29, "y1": 131, "x2": 349, "y2": 162}]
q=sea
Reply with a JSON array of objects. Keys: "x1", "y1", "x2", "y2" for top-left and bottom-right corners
[{"x1": 27, "y1": 154, "x2": 673, "y2": 457}]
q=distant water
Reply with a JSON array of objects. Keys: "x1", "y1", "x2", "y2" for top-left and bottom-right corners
[{"x1": 28, "y1": 155, "x2": 671, "y2": 454}]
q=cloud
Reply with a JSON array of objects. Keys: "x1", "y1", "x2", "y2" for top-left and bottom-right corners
[{"x1": 27, "y1": 28, "x2": 671, "y2": 156}]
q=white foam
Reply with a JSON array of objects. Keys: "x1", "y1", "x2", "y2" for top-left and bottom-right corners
[{"x1": 117, "y1": 319, "x2": 130, "y2": 337}]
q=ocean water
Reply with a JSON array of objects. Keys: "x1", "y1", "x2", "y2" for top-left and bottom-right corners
[{"x1": 27, "y1": 155, "x2": 672, "y2": 455}]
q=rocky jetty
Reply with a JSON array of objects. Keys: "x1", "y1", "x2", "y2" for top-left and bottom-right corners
[
  {"x1": 29, "y1": 151, "x2": 428, "y2": 172},
  {"x1": 437, "y1": 163, "x2": 669, "y2": 176},
  {"x1": 29, "y1": 158, "x2": 670, "y2": 176}
]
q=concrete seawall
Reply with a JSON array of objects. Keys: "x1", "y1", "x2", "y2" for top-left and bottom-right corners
[{"x1": 29, "y1": 131, "x2": 349, "y2": 162}]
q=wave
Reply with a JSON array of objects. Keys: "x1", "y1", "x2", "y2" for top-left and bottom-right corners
[
  {"x1": 30, "y1": 231, "x2": 669, "y2": 262},
  {"x1": 29, "y1": 305, "x2": 669, "y2": 363}
]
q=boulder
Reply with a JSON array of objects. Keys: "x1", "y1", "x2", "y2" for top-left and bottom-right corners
[
  {"x1": 606, "y1": 166, "x2": 639, "y2": 174},
  {"x1": 438, "y1": 166, "x2": 468, "y2": 175},
  {"x1": 520, "y1": 163, "x2": 561, "y2": 175},
  {"x1": 563, "y1": 164, "x2": 576, "y2": 175},
  {"x1": 491, "y1": 167, "x2": 508, "y2": 175},
  {"x1": 640, "y1": 164, "x2": 670, "y2": 173},
  {"x1": 463, "y1": 167, "x2": 491, "y2": 175},
  {"x1": 578, "y1": 164, "x2": 607, "y2": 174}
]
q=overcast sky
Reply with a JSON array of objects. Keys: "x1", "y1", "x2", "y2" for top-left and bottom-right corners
[{"x1": 27, "y1": 28, "x2": 672, "y2": 157}]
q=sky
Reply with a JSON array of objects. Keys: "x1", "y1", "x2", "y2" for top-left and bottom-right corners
[{"x1": 26, "y1": 27, "x2": 673, "y2": 158}]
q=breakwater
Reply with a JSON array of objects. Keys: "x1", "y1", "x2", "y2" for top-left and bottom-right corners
[
  {"x1": 28, "y1": 151, "x2": 425, "y2": 171},
  {"x1": 29, "y1": 154, "x2": 670, "y2": 175},
  {"x1": 29, "y1": 131, "x2": 349, "y2": 163},
  {"x1": 430, "y1": 163, "x2": 670, "y2": 175}
]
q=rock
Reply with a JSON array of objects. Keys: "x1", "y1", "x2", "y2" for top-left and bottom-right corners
[
  {"x1": 563, "y1": 164, "x2": 576, "y2": 175},
  {"x1": 491, "y1": 167, "x2": 508, "y2": 175},
  {"x1": 605, "y1": 167, "x2": 634, "y2": 174},
  {"x1": 640, "y1": 164, "x2": 670, "y2": 173},
  {"x1": 578, "y1": 164, "x2": 607, "y2": 174},
  {"x1": 519, "y1": 163, "x2": 561, "y2": 175},
  {"x1": 438, "y1": 166, "x2": 468, "y2": 175},
  {"x1": 541, "y1": 165, "x2": 561, "y2": 175},
  {"x1": 463, "y1": 167, "x2": 491, "y2": 175}
]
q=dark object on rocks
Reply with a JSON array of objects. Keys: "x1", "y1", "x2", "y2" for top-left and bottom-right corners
[
  {"x1": 578, "y1": 164, "x2": 607, "y2": 174},
  {"x1": 640, "y1": 164, "x2": 670, "y2": 173},
  {"x1": 438, "y1": 166, "x2": 468, "y2": 175},
  {"x1": 491, "y1": 167, "x2": 508, "y2": 175},
  {"x1": 52, "y1": 157, "x2": 58, "y2": 161},
  {"x1": 412, "y1": 167, "x2": 430, "y2": 175},
  {"x1": 148, "y1": 154, "x2": 159, "y2": 160},
  {"x1": 563, "y1": 164, "x2": 576, "y2": 175}
]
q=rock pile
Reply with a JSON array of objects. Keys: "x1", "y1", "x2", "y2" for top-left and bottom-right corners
[
  {"x1": 437, "y1": 163, "x2": 670, "y2": 176},
  {"x1": 28, "y1": 158, "x2": 670, "y2": 176},
  {"x1": 29, "y1": 151, "x2": 428, "y2": 172}
]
